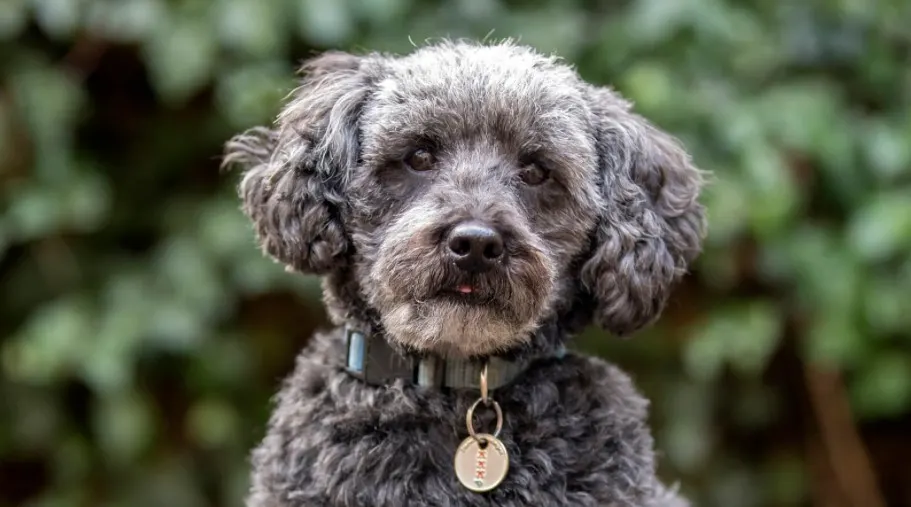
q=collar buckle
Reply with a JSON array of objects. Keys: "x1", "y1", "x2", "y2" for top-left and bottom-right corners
[{"x1": 345, "y1": 325, "x2": 415, "y2": 385}]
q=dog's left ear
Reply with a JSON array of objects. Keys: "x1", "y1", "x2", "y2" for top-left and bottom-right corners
[
  {"x1": 223, "y1": 52, "x2": 372, "y2": 274},
  {"x1": 580, "y1": 86, "x2": 707, "y2": 337}
]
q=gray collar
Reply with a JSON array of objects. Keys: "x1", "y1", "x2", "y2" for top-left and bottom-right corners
[{"x1": 344, "y1": 325, "x2": 565, "y2": 391}]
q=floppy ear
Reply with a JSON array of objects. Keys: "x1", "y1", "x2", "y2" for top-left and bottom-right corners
[
  {"x1": 580, "y1": 87, "x2": 707, "y2": 336},
  {"x1": 222, "y1": 52, "x2": 371, "y2": 274}
]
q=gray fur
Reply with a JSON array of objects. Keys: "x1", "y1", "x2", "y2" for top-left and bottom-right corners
[{"x1": 224, "y1": 39, "x2": 706, "y2": 507}]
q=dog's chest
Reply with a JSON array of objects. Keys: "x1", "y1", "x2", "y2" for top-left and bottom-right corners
[{"x1": 248, "y1": 341, "x2": 661, "y2": 507}]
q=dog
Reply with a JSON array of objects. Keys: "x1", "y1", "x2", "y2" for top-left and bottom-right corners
[{"x1": 223, "y1": 39, "x2": 706, "y2": 507}]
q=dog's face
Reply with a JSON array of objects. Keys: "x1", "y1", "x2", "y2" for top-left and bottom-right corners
[
  {"x1": 224, "y1": 41, "x2": 705, "y2": 358},
  {"x1": 349, "y1": 45, "x2": 603, "y2": 357}
]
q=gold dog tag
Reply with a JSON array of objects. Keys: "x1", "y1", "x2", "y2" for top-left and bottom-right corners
[{"x1": 454, "y1": 433, "x2": 509, "y2": 492}]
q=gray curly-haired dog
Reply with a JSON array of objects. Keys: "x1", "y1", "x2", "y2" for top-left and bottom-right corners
[{"x1": 223, "y1": 39, "x2": 705, "y2": 507}]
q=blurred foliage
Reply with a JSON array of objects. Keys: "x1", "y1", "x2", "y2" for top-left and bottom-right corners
[{"x1": 1, "y1": 0, "x2": 910, "y2": 506}]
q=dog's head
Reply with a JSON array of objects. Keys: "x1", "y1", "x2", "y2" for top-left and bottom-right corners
[{"x1": 224, "y1": 41, "x2": 705, "y2": 358}]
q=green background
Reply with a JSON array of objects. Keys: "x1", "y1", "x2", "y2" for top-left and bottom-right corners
[{"x1": 2, "y1": 0, "x2": 910, "y2": 506}]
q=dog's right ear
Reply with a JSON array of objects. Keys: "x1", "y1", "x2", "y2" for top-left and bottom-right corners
[{"x1": 222, "y1": 52, "x2": 371, "y2": 274}]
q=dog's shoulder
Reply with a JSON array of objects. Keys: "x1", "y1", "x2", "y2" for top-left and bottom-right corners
[{"x1": 517, "y1": 350, "x2": 651, "y2": 423}]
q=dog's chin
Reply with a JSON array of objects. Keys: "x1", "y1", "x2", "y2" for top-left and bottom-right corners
[{"x1": 379, "y1": 297, "x2": 537, "y2": 358}]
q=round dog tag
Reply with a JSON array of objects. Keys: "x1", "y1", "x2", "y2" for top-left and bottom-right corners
[{"x1": 454, "y1": 433, "x2": 509, "y2": 492}]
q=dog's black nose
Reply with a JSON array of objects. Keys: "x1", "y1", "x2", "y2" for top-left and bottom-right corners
[{"x1": 447, "y1": 222, "x2": 504, "y2": 273}]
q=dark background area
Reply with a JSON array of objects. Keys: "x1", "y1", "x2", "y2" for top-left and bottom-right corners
[{"x1": 2, "y1": 1, "x2": 910, "y2": 506}]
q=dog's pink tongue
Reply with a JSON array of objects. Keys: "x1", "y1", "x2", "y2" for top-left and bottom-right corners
[{"x1": 457, "y1": 285, "x2": 473, "y2": 294}]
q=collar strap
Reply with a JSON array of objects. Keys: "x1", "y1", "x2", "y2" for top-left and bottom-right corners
[{"x1": 344, "y1": 325, "x2": 565, "y2": 390}]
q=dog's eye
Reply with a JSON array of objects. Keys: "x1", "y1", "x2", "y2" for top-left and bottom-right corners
[
  {"x1": 518, "y1": 161, "x2": 549, "y2": 186},
  {"x1": 405, "y1": 149, "x2": 436, "y2": 172}
]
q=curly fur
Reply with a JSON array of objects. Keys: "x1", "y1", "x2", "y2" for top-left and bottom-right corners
[{"x1": 224, "y1": 39, "x2": 706, "y2": 507}]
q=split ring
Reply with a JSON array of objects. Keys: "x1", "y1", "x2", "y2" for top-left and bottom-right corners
[{"x1": 466, "y1": 397, "x2": 503, "y2": 441}]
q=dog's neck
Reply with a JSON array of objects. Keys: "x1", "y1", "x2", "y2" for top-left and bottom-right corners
[
  {"x1": 322, "y1": 269, "x2": 594, "y2": 389},
  {"x1": 342, "y1": 322, "x2": 565, "y2": 389}
]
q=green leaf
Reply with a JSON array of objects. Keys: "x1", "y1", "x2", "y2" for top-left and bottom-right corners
[
  {"x1": 850, "y1": 352, "x2": 911, "y2": 419},
  {"x1": 684, "y1": 322, "x2": 727, "y2": 382},
  {"x1": 862, "y1": 118, "x2": 911, "y2": 182},
  {"x1": 756, "y1": 81, "x2": 865, "y2": 207},
  {"x1": 9, "y1": 61, "x2": 86, "y2": 180},
  {"x1": 143, "y1": 12, "x2": 218, "y2": 105},
  {"x1": 147, "y1": 299, "x2": 207, "y2": 349},
  {"x1": 217, "y1": 0, "x2": 286, "y2": 57},
  {"x1": 621, "y1": 62, "x2": 674, "y2": 113},
  {"x1": 722, "y1": 301, "x2": 782, "y2": 376},
  {"x1": 804, "y1": 313, "x2": 865, "y2": 368},
  {"x1": 660, "y1": 382, "x2": 713, "y2": 470},
  {"x1": 154, "y1": 235, "x2": 226, "y2": 315},
  {"x1": 863, "y1": 273, "x2": 911, "y2": 335},
  {"x1": 79, "y1": 272, "x2": 151, "y2": 393},
  {"x1": 684, "y1": 301, "x2": 783, "y2": 380},
  {"x1": 780, "y1": 225, "x2": 862, "y2": 314},
  {"x1": 758, "y1": 81, "x2": 842, "y2": 155},
  {"x1": 3, "y1": 296, "x2": 94, "y2": 384},
  {"x1": 197, "y1": 197, "x2": 256, "y2": 258},
  {"x1": 715, "y1": 98, "x2": 764, "y2": 151},
  {"x1": 64, "y1": 168, "x2": 112, "y2": 232},
  {"x1": 93, "y1": 392, "x2": 155, "y2": 463},
  {"x1": 192, "y1": 336, "x2": 255, "y2": 387},
  {"x1": 296, "y1": 0, "x2": 353, "y2": 46},
  {"x1": 30, "y1": 0, "x2": 84, "y2": 40},
  {"x1": 79, "y1": 335, "x2": 135, "y2": 395},
  {"x1": 847, "y1": 191, "x2": 911, "y2": 262},
  {"x1": 741, "y1": 142, "x2": 800, "y2": 238},
  {"x1": 85, "y1": 0, "x2": 165, "y2": 43},
  {"x1": 53, "y1": 435, "x2": 92, "y2": 485},
  {"x1": 185, "y1": 399, "x2": 239, "y2": 449},
  {"x1": 214, "y1": 61, "x2": 293, "y2": 128},
  {"x1": 0, "y1": 0, "x2": 27, "y2": 40},
  {"x1": 764, "y1": 454, "x2": 808, "y2": 506},
  {"x1": 625, "y1": 0, "x2": 691, "y2": 45},
  {"x1": 230, "y1": 257, "x2": 278, "y2": 292},
  {"x1": 4, "y1": 184, "x2": 63, "y2": 240},
  {"x1": 4, "y1": 170, "x2": 111, "y2": 239}
]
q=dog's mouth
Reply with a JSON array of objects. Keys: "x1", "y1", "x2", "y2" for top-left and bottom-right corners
[{"x1": 433, "y1": 283, "x2": 497, "y2": 306}]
